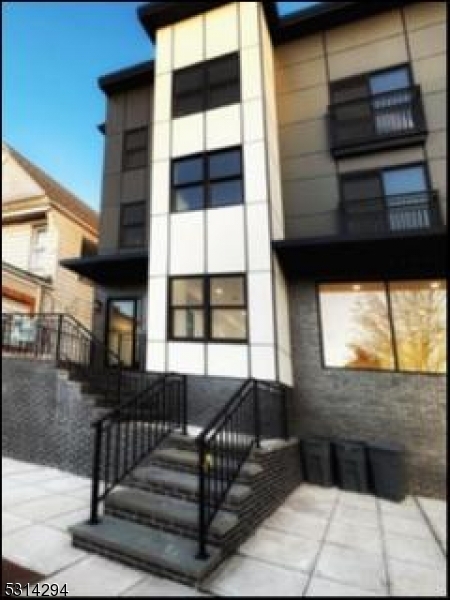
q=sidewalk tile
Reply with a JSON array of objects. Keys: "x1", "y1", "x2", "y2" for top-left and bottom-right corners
[
  {"x1": 384, "y1": 531, "x2": 445, "y2": 567},
  {"x1": 389, "y1": 557, "x2": 447, "y2": 597},
  {"x1": 204, "y1": 555, "x2": 308, "y2": 597},
  {"x1": 306, "y1": 575, "x2": 386, "y2": 597},
  {"x1": 2, "y1": 512, "x2": 33, "y2": 536},
  {"x1": 263, "y1": 507, "x2": 328, "y2": 541},
  {"x1": 7, "y1": 494, "x2": 87, "y2": 522},
  {"x1": 122, "y1": 573, "x2": 207, "y2": 597},
  {"x1": 326, "y1": 518, "x2": 383, "y2": 555}
]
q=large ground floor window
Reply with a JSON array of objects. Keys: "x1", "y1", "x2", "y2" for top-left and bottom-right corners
[
  {"x1": 318, "y1": 279, "x2": 446, "y2": 374},
  {"x1": 169, "y1": 275, "x2": 248, "y2": 343},
  {"x1": 107, "y1": 298, "x2": 141, "y2": 368}
]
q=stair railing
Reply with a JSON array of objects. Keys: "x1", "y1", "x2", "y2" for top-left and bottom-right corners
[
  {"x1": 90, "y1": 372, "x2": 188, "y2": 525},
  {"x1": 196, "y1": 378, "x2": 290, "y2": 559}
]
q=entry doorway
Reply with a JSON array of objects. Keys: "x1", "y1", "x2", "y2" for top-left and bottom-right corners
[{"x1": 106, "y1": 298, "x2": 140, "y2": 369}]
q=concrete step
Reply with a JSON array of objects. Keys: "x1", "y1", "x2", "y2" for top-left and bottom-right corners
[
  {"x1": 127, "y1": 465, "x2": 252, "y2": 507},
  {"x1": 71, "y1": 515, "x2": 221, "y2": 585},
  {"x1": 149, "y1": 447, "x2": 263, "y2": 482},
  {"x1": 106, "y1": 488, "x2": 238, "y2": 542}
]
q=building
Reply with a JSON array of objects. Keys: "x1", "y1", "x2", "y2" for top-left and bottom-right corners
[
  {"x1": 2, "y1": 143, "x2": 99, "y2": 328},
  {"x1": 62, "y1": 1, "x2": 447, "y2": 497}
]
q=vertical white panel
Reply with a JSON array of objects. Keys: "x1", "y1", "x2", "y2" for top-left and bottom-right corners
[
  {"x1": 155, "y1": 27, "x2": 173, "y2": 75},
  {"x1": 170, "y1": 212, "x2": 205, "y2": 275},
  {"x1": 168, "y1": 343, "x2": 205, "y2": 375},
  {"x1": 241, "y1": 46, "x2": 263, "y2": 101},
  {"x1": 153, "y1": 73, "x2": 172, "y2": 123},
  {"x1": 173, "y1": 15, "x2": 204, "y2": 69},
  {"x1": 207, "y1": 206, "x2": 246, "y2": 273},
  {"x1": 246, "y1": 204, "x2": 271, "y2": 271},
  {"x1": 147, "y1": 342, "x2": 166, "y2": 372},
  {"x1": 206, "y1": 105, "x2": 242, "y2": 151},
  {"x1": 147, "y1": 277, "x2": 167, "y2": 341},
  {"x1": 152, "y1": 122, "x2": 171, "y2": 161},
  {"x1": 151, "y1": 161, "x2": 170, "y2": 216},
  {"x1": 274, "y1": 258, "x2": 292, "y2": 355},
  {"x1": 149, "y1": 215, "x2": 168, "y2": 277},
  {"x1": 248, "y1": 272, "x2": 275, "y2": 345},
  {"x1": 172, "y1": 114, "x2": 205, "y2": 157},
  {"x1": 244, "y1": 142, "x2": 268, "y2": 203},
  {"x1": 243, "y1": 99, "x2": 265, "y2": 143},
  {"x1": 205, "y1": 3, "x2": 239, "y2": 59},
  {"x1": 251, "y1": 346, "x2": 276, "y2": 381},
  {"x1": 207, "y1": 345, "x2": 249, "y2": 378},
  {"x1": 279, "y1": 350, "x2": 294, "y2": 386},
  {"x1": 239, "y1": 2, "x2": 259, "y2": 48}
]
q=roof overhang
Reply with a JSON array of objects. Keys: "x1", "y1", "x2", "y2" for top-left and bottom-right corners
[
  {"x1": 60, "y1": 251, "x2": 149, "y2": 287},
  {"x1": 273, "y1": 232, "x2": 447, "y2": 281},
  {"x1": 98, "y1": 61, "x2": 155, "y2": 96}
]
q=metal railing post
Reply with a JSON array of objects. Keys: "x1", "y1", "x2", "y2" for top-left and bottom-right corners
[
  {"x1": 90, "y1": 421, "x2": 103, "y2": 525},
  {"x1": 196, "y1": 438, "x2": 209, "y2": 560},
  {"x1": 55, "y1": 314, "x2": 63, "y2": 363},
  {"x1": 253, "y1": 381, "x2": 261, "y2": 449},
  {"x1": 182, "y1": 374, "x2": 188, "y2": 435}
]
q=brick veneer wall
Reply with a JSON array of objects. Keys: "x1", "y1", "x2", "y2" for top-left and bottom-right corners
[
  {"x1": 288, "y1": 282, "x2": 447, "y2": 499},
  {"x1": 2, "y1": 357, "x2": 99, "y2": 477}
]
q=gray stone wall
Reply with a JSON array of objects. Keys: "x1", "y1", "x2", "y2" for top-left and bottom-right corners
[
  {"x1": 2, "y1": 357, "x2": 98, "y2": 477},
  {"x1": 288, "y1": 282, "x2": 447, "y2": 499}
]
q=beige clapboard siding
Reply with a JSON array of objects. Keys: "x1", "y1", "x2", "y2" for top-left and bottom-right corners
[
  {"x1": 52, "y1": 209, "x2": 96, "y2": 329},
  {"x1": 2, "y1": 223, "x2": 33, "y2": 271}
]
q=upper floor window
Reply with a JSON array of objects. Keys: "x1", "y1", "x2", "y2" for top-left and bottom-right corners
[
  {"x1": 120, "y1": 202, "x2": 146, "y2": 249},
  {"x1": 340, "y1": 163, "x2": 440, "y2": 235},
  {"x1": 172, "y1": 147, "x2": 243, "y2": 212},
  {"x1": 329, "y1": 64, "x2": 427, "y2": 157},
  {"x1": 123, "y1": 128, "x2": 148, "y2": 170},
  {"x1": 169, "y1": 275, "x2": 248, "y2": 342},
  {"x1": 29, "y1": 225, "x2": 48, "y2": 274},
  {"x1": 173, "y1": 53, "x2": 240, "y2": 119}
]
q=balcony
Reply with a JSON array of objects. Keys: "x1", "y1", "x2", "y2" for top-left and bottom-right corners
[
  {"x1": 275, "y1": 191, "x2": 446, "y2": 280},
  {"x1": 328, "y1": 86, "x2": 428, "y2": 158}
]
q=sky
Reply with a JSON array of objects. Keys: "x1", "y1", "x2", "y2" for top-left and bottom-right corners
[{"x1": 2, "y1": 2, "x2": 320, "y2": 212}]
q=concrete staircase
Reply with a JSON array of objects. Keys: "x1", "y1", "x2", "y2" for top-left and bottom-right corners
[
  {"x1": 72, "y1": 433, "x2": 258, "y2": 585},
  {"x1": 71, "y1": 432, "x2": 302, "y2": 587}
]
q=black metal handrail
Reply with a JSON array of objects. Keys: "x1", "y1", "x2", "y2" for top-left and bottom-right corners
[
  {"x1": 328, "y1": 85, "x2": 427, "y2": 152},
  {"x1": 196, "y1": 378, "x2": 289, "y2": 559},
  {"x1": 90, "y1": 372, "x2": 188, "y2": 524}
]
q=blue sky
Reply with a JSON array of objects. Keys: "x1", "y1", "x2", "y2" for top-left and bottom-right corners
[{"x1": 2, "y1": 2, "x2": 320, "y2": 212}]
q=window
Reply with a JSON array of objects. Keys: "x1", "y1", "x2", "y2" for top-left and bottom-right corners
[
  {"x1": 120, "y1": 202, "x2": 146, "y2": 249},
  {"x1": 329, "y1": 65, "x2": 422, "y2": 152},
  {"x1": 341, "y1": 163, "x2": 433, "y2": 233},
  {"x1": 169, "y1": 275, "x2": 247, "y2": 342},
  {"x1": 29, "y1": 226, "x2": 48, "y2": 274},
  {"x1": 173, "y1": 53, "x2": 240, "y2": 118},
  {"x1": 123, "y1": 128, "x2": 148, "y2": 170},
  {"x1": 172, "y1": 148, "x2": 243, "y2": 212},
  {"x1": 107, "y1": 298, "x2": 140, "y2": 368},
  {"x1": 318, "y1": 280, "x2": 447, "y2": 374}
]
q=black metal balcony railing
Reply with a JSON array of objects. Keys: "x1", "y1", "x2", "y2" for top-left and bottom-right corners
[
  {"x1": 342, "y1": 191, "x2": 443, "y2": 237},
  {"x1": 286, "y1": 191, "x2": 444, "y2": 241},
  {"x1": 329, "y1": 86, "x2": 427, "y2": 156}
]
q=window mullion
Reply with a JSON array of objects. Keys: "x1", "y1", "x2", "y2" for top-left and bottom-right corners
[{"x1": 385, "y1": 281, "x2": 400, "y2": 372}]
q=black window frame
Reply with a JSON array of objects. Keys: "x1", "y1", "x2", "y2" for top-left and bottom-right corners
[
  {"x1": 171, "y1": 147, "x2": 244, "y2": 213},
  {"x1": 119, "y1": 201, "x2": 147, "y2": 250},
  {"x1": 122, "y1": 127, "x2": 148, "y2": 171},
  {"x1": 172, "y1": 52, "x2": 241, "y2": 119},
  {"x1": 340, "y1": 161, "x2": 433, "y2": 205},
  {"x1": 330, "y1": 63, "x2": 414, "y2": 105},
  {"x1": 316, "y1": 279, "x2": 447, "y2": 376},
  {"x1": 105, "y1": 296, "x2": 141, "y2": 369},
  {"x1": 168, "y1": 274, "x2": 248, "y2": 344}
]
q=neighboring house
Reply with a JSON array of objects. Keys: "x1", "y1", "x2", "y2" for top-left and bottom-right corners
[
  {"x1": 2, "y1": 143, "x2": 99, "y2": 328},
  {"x1": 62, "y1": 1, "x2": 446, "y2": 496}
]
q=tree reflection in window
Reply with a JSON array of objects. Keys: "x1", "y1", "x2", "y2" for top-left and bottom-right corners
[{"x1": 319, "y1": 280, "x2": 447, "y2": 374}]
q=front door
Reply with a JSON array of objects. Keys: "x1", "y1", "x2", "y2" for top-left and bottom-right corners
[{"x1": 107, "y1": 299, "x2": 139, "y2": 368}]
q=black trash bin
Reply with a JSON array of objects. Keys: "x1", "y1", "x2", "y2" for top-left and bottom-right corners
[
  {"x1": 334, "y1": 440, "x2": 369, "y2": 493},
  {"x1": 367, "y1": 442, "x2": 406, "y2": 502},
  {"x1": 301, "y1": 437, "x2": 334, "y2": 487}
]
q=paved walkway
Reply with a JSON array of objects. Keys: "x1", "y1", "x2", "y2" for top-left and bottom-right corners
[{"x1": 2, "y1": 457, "x2": 447, "y2": 597}]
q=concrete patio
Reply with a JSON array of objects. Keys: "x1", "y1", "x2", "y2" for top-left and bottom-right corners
[{"x1": 2, "y1": 457, "x2": 447, "y2": 597}]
